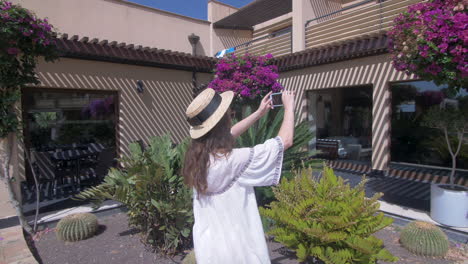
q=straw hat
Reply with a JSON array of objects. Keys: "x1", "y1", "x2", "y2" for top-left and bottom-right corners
[{"x1": 185, "y1": 88, "x2": 234, "y2": 139}]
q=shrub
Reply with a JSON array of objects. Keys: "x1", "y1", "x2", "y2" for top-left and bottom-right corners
[
  {"x1": 388, "y1": 0, "x2": 467, "y2": 91},
  {"x1": 260, "y1": 166, "x2": 398, "y2": 264},
  {"x1": 56, "y1": 213, "x2": 98, "y2": 242},
  {"x1": 76, "y1": 134, "x2": 193, "y2": 254},
  {"x1": 400, "y1": 221, "x2": 449, "y2": 257}
]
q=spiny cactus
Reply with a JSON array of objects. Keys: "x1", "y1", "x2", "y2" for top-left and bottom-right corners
[
  {"x1": 182, "y1": 250, "x2": 196, "y2": 264},
  {"x1": 400, "y1": 221, "x2": 449, "y2": 257},
  {"x1": 56, "y1": 213, "x2": 99, "y2": 242}
]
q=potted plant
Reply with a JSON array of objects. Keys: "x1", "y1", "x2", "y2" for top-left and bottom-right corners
[
  {"x1": 422, "y1": 105, "x2": 468, "y2": 227},
  {"x1": 388, "y1": 0, "x2": 468, "y2": 227},
  {"x1": 387, "y1": 0, "x2": 467, "y2": 93}
]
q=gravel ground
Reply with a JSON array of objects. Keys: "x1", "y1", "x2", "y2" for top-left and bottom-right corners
[{"x1": 30, "y1": 212, "x2": 467, "y2": 264}]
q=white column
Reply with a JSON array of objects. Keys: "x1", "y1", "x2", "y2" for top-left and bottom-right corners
[{"x1": 292, "y1": 0, "x2": 316, "y2": 53}]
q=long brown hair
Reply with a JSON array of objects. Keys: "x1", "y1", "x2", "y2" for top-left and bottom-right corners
[{"x1": 183, "y1": 112, "x2": 234, "y2": 194}]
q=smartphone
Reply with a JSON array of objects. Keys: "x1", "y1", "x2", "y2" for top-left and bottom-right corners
[{"x1": 270, "y1": 92, "x2": 283, "y2": 108}]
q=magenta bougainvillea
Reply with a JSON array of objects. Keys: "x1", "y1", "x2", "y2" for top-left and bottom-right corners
[
  {"x1": 0, "y1": 1, "x2": 58, "y2": 138},
  {"x1": 388, "y1": 0, "x2": 467, "y2": 91},
  {"x1": 0, "y1": 1, "x2": 58, "y2": 89},
  {"x1": 209, "y1": 53, "x2": 283, "y2": 101}
]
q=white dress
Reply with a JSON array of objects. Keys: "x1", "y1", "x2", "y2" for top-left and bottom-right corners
[{"x1": 193, "y1": 137, "x2": 284, "y2": 264}]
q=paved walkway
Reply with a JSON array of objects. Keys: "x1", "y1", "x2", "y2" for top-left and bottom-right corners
[
  {"x1": 0, "y1": 182, "x2": 38, "y2": 264},
  {"x1": 0, "y1": 225, "x2": 37, "y2": 264}
]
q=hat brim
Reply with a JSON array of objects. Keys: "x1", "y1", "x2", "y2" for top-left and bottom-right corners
[{"x1": 189, "y1": 91, "x2": 234, "y2": 139}]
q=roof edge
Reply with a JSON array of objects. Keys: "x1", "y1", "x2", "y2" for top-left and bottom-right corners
[
  {"x1": 274, "y1": 32, "x2": 390, "y2": 72},
  {"x1": 208, "y1": 0, "x2": 240, "y2": 10},
  {"x1": 54, "y1": 34, "x2": 216, "y2": 73}
]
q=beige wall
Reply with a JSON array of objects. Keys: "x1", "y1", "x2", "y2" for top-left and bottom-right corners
[
  {"x1": 12, "y1": 0, "x2": 211, "y2": 55},
  {"x1": 211, "y1": 29, "x2": 253, "y2": 56},
  {"x1": 279, "y1": 54, "x2": 417, "y2": 172},
  {"x1": 208, "y1": 0, "x2": 239, "y2": 23},
  {"x1": 0, "y1": 181, "x2": 16, "y2": 219},
  {"x1": 233, "y1": 14, "x2": 292, "y2": 57},
  {"x1": 208, "y1": 1, "x2": 252, "y2": 56},
  {"x1": 13, "y1": 58, "x2": 212, "y2": 185},
  {"x1": 292, "y1": 0, "x2": 342, "y2": 52}
]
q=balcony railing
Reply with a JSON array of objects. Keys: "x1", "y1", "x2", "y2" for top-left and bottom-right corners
[
  {"x1": 233, "y1": 26, "x2": 292, "y2": 57},
  {"x1": 305, "y1": 0, "x2": 423, "y2": 49}
]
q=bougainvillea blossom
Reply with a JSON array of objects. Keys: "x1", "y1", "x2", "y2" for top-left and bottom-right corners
[
  {"x1": 388, "y1": 0, "x2": 467, "y2": 90},
  {"x1": 209, "y1": 53, "x2": 283, "y2": 100}
]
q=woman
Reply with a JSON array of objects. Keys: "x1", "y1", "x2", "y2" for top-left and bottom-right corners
[{"x1": 183, "y1": 88, "x2": 295, "y2": 263}]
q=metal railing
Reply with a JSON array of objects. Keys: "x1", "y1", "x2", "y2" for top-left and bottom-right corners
[
  {"x1": 304, "y1": 0, "x2": 422, "y2": 49},
  {"x1": 305, "y1": 0, "x2": 376, "y2": 28},
  {"x1": 220, "y1": 26, "x2": 292, "y2": 57}
]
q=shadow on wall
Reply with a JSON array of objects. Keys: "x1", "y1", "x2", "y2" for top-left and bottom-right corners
[
  {"x1": 15, "y1": 63, "x2": 201, "y2": 182},
  {"x1": 195, "y1": 42, "x2": 206, "y2": 56},
  {"x1": 309, "y1": 0, "x2": 343, "y2": 23},
  {"x1": 36, "y1": 72, "x2": 193, "y2": 151},
  {"x1": 25, "y1": 58, "x2": 209, "y2": 157},
  {"x1": 215, "y1": 28, "x2": 253, "y2": 51},
  {"x1": 278, "y1": 55, "x2": 416, "y2": 170}
]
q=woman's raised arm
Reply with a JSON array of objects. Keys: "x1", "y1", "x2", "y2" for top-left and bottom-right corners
[{"x1": 231, "y1": 92, "x2": 273, "y2": 139}]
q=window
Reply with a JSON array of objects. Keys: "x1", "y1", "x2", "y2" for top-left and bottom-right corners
[
  {"x1": 22, "y1": 89, "x2": 118, "y2": 184},
  {"x1": 307, "y1": 86, "x2": 373, "y2": 161},
  {"x1": 391, "y1": 81, "x2": 468, "y2": 169},
  {"x1": 270, "y1": 26, "x2": 292, "y2": 38}
]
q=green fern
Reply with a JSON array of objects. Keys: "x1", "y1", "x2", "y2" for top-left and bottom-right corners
[
  {"x1": 260, "y1": 166, "x2": 398, "y2": 264},
  {"x1": 75, "y1": 134, "x2": 192, "y2": 254}
]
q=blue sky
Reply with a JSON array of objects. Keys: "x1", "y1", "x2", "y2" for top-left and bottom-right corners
[{"x1": 128, "y1": 0, "x2": 253, "y2": 20}]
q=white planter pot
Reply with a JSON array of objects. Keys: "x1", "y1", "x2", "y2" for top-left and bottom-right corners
[{"x1": 430, "y1": 184, "x2": 468, "y2": 228}]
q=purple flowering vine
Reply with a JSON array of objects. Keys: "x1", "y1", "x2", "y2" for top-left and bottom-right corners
[
  {"x1": 209, "y1": 53, "x2": 283, "y2": 101},
  {"x1": 388, "y1": 0, "x2": 467, "y2": 91},
  {"x1": 0, "y1": 1, "x2": 58, "y2": 89}
]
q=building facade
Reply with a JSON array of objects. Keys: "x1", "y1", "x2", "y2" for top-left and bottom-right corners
[
  {"x1": 211, "y1": 0, "x2": 467, "y2": 185},
  {"x1": 1, "y1": 0, "x2": 466, "y2": 216}
]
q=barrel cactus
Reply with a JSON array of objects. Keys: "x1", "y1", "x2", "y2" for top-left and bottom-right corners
[
  {"x1": 56, "y1": 213, "x2": 99, "y2": 242},
  {"x1": 182, "y1": 250, "x2": 196, "y2": 264},
  {"x1": 400, "y1": 221, "x2": 449, "y2": 257}
]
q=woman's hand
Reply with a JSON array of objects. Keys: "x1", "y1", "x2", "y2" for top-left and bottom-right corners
[
  {"x1": 282, "y1": 90, "x2": 295, "y2": 110},
  {"x1": 255, "y1": 92, "x2": 273, "y2": 117},
  {"x1": 231, "y1": 92, "x2": 273, "y2": 139},
  {"x1": 278, "y1": 89, "x2": 295, "y2": 149}
]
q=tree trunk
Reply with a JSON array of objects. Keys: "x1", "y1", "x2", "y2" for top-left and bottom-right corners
[
  {"x1": 0, "y1": 135, "x2": 33, "y2": 234},
  {"x1": 24, "y1": 150, "x2": 41, "y2": 232},
  {"x1": 450, "y1": 155, "x2": 456, "y2": 186},
  {"x1": 443, "y1": 128, "x2": 456, "y2": 186}
]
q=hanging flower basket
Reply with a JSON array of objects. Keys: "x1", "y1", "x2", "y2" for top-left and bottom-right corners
[{"x1": 387, "y1": 0, "x2": 467, "y2": 92}]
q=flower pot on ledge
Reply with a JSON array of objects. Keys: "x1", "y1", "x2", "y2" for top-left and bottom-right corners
[{"x1": 430, "y1": 184, "x2": 468, "y2": 228}]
